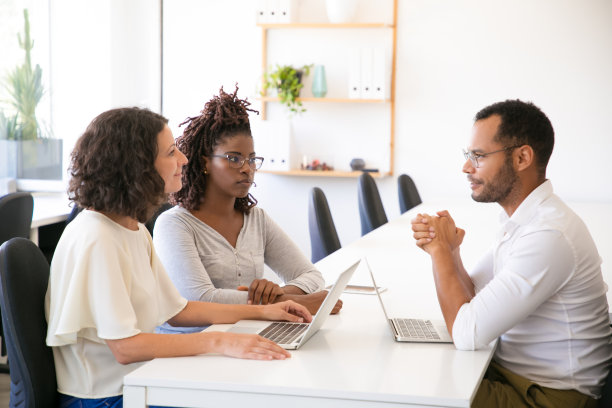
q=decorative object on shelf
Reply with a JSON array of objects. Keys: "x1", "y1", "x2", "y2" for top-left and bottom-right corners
[
  {"x1": 301, "y1": 156, "x2": 334, "y2": 171},
  {"x1": 0, "y1": 9, "x2": 62, "y2": 180},
  {"x1": 261, "y1": 64, "x2": 313, "y2": 114},
  {"x1": 311, "y1": 65, "x2": 328, "y2": 98},
  {"x1": 325, "y1": 0, "x2": 359, "y2": 23},
  {"x1": 350, "y1": 158, "x2": 366, "y2": 171}
]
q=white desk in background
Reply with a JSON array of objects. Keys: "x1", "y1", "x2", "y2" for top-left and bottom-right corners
[
  {"x1": 30, "y1": 192, "x2": 71, "y2": 245},
  {"x1": 123, "y1": 200, "x2": 499, "y2": 408}
]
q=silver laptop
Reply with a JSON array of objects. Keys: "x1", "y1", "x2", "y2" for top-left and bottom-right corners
[
  {"x1": 365, "y1": 258, "x2": 453, "y2": 343},
  {"x1": 226, "y1": 259, "x2": 359, "y2": 349}
]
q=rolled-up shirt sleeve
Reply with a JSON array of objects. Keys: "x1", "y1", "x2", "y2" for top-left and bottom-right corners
[{"x1": 452, "y1": 229, "x2": 575, "y2": 350}]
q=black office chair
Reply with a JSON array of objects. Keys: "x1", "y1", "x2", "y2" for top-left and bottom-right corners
[
  {"x1": 308, "y1": 187, "x2": 342, "y2": 263},
  {"x1": 358, "y1": 172, "x2": 388, "y2": 236},
  {"x1": 397, "y1": 173, "x2": 422, "y2": 214},
  {"x1": 599, "y1": 315, "x2": 612, "y2": 408},
  {"x1": 0, "y1": 192, "x2": 34, "y2": 372},
  {"x1": 0, "y1": 238, "x2": 58, "y2": 407},
  {"x1": 0, "y1": 192, "x2": 34, "y2": 245},
  {"x1": 146, "y1": 202, "x2": 173, "y2": 237}
]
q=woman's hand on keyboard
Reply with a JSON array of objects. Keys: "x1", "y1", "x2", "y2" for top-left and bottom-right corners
[{"x1": 260, "y1": 300, "x2": 313, "y2": 323}]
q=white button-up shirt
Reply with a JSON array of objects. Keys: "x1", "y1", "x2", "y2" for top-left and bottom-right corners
[{"x1": 453, "y1": 180, "x2": 612, "y2": 398}]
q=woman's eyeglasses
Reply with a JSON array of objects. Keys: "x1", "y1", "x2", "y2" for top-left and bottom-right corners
[{"x1": 211, "y1": 154, "x2": 264, "y2": 170}]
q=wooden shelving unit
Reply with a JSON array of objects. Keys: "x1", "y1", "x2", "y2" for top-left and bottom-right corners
[
  {"x1": 258, "y1": 23, "x2": 393, "y2": 29},
  {"x1": 258, "y1": 0, "x2": 397, "y2": 178},
  {"x1": 258, "y1": 96, "x2": 389, "y2": 104},
  {"x1": 259, "y1": 169, "x2": 390, "y2": 178}
]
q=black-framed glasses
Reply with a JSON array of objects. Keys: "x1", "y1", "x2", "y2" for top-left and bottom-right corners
[
  {"x1": 211, "y1": 154, "x2": 264, "y2": 170},
  {"x1": 462, "y1": 145, "x2": 521, "y2": 168}
]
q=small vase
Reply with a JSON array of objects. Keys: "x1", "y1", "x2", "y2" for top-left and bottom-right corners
[
  {"x1": 325, "y1": 0, "x2": 359, "y2": 23},
  {"x1": 312, "y1": 65, "x2": 327, "y2": 98}
]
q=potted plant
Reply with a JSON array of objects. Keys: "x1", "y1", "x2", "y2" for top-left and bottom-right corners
[
  {"x1": 0, "y1": 9, "x2": 62, "y2": 180},
  {"x1": 261, "y1": 64, "x2": 312, "y2": 114}
]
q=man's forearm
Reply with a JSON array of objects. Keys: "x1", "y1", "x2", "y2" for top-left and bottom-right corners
[
  {"x1": 452, "y1": 250, "x2": 476, "y2": 299},
  {"x1": 430, "y1": 248, "x2": 474, "y2": 335}
]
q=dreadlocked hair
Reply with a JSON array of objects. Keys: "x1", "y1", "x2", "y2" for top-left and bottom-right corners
[{"x1": 172, "y1": 85, "x2": 259, "y2": 213}]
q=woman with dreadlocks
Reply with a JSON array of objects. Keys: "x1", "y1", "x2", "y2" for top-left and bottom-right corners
[{"x1": 153, "y1": 86, "x2": 340, "y2": 334}]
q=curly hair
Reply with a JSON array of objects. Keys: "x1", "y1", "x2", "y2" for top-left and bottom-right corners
[
  {"x1": 68, "y1": 107, "x2": 168, "y2": 223},
  {"x1": 172, "y1": 86, "x2": 259, "y2": 213},
  {"x1": 475, "y1": 99, "x2": 554, "y2": 177}
]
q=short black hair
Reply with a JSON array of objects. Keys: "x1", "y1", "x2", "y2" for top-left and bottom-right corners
[
  {"x1": 68, "y1": 107, "x2": 168, "y2": 223},
  {"x1": 475, "y1": 99, "x2": 554, "y2": 176}
]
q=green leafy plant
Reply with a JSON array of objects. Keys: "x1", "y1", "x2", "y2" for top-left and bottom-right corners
[
  {"x1": 0, "y1": 9, "x2": 47, "y2": 141},
  {"x1": 261, "y1": 64, "x2": 312, "y2": 114}
]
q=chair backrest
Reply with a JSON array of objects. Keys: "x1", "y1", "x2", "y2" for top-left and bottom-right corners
[
  {"x1": 397, "y1": 174, "x2": 422, "y2": 214},
  {"x1": 358, "y1": 173, "x2": 388, "y2": 236},
  {"x1": 146, "y1": 202, "x2": 173, "y2": 237},
  {"x1": 599, "y1": 317, "x2": 612, "y2": 408},
  {"x1": 0, "y1": 238, "x2": 57, "y2": 408},
  {"x1": 0, "y1": 192, "x2": 34, "y2": 245},
  {"x1": 600, "y1": 363, "x2": 612, "y2": 408},
  {"x1": 308, "y1": 187, "x2": 341, "y2": 263}
]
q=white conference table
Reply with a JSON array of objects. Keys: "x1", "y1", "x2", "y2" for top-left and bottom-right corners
[
  {"x1": 123, "y1": 200, "x2": 502, "y2": 408},
  {"x1": 30, "y1": 192, "x2": 71, "y2": 244}
]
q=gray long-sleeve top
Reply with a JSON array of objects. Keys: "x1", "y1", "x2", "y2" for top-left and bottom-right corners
[{"x1": 153, "y1": 206, "x2": 324, "y2": 333}]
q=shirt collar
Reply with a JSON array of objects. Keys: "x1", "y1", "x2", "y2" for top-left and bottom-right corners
[
  {"x1": 497, "y1": 180, "x2": 553, "y2": 231},
  {"x1": 500, "y1": 180, "x2": 553, "y2": 225}
]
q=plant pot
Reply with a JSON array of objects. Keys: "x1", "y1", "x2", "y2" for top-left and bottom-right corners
[{"x1": 0, "y1": 139, "x2": 63, "y2": 180}]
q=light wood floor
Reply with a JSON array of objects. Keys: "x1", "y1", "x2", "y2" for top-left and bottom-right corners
[
  {"x1": 0, "y1": 355, "x2": 9, "y2": 407},
  {"x1": 0, "y1": 372, "x2": 8, "y2": 407}
]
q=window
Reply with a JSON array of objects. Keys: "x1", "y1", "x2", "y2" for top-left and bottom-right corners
[{"x1": 0, "y1": 0, "x2": 60, "y2": 186}]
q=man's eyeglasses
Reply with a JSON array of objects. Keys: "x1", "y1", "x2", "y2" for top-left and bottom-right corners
[
  {"x1": 211, "y1": 154, "x2": 264, "y2": 170},
  {"x1": 462, "y1": 145, "x2": 521, "y2": 168}
]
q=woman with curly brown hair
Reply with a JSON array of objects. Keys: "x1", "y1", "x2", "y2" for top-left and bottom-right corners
[
  {"x1": 45, "y1": 107, "x2": 311, "y2": 406},
  {"x1": 153, "y1": 87, "x2": 340, "y2": 335}
]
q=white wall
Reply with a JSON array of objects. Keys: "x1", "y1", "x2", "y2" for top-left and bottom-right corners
[
  {"x1": 162, "y1": 0, "x2": 612, "y2": 259},
  {"x1": 50, "y1": 0, "x2": 161, "y2": 186}
]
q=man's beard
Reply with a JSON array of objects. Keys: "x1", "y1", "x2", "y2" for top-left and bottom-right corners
[{"x1": 469, "y1": 156, "x2": 519, "y2": 203}]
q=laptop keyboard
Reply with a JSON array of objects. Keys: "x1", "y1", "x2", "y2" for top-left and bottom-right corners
[
  {"x1": 260, "y1": 322, "x2": 309, "y2": 344},
  {"x1": 393, "y1": 318, "x2": 441, "y2": 340}
]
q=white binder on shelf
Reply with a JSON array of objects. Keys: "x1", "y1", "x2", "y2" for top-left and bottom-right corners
[
  {"x1": 255, "y1": 0, "x2": 267, "y2": 23},
  {"x1": 252, "y1": 119, "x2": 292, "y2": 171},
  {"x1": 266, "y1": 0, "x2": 280, "y2": 23},
  {"x1": 348, "y1": 48, "x2": 361, "y2": 99},
  {"x1": 275, "y1": 131, "x2": 292, "y2": 171},
  {"x1": 277, "y1": 0, "x2": 296, "y2": 23},
  {"x1": 360, "y1": 47, "x2": 373, "y2": 99},
  {"x1": 372, "y1": 47, "x2": 387, "y2": 100}
]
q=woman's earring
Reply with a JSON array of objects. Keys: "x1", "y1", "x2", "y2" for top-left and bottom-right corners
[{"x1": 203, "y1": 168, "x2": 208, "y2": 175}]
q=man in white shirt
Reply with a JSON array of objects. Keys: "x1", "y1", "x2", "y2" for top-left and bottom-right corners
[{"x1": 412, "y1": 100, "x2": 611, "y2": 407}]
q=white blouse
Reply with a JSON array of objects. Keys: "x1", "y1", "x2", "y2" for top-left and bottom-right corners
[{"x1": 45, "y1": 210, "x2": 187, "y2": 398}]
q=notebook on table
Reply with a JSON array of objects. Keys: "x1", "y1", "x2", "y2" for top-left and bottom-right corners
[
  {"x1": 226, "y1": 259, "x2": 359, "y2": 350},
  {"x1": 365, "y1": 258, "x2": 453, "y2": 343}
]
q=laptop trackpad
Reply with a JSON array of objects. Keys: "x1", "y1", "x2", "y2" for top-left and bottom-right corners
[{"x1": 227, "y1": 326, "x2": 261, "y2": 334}]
